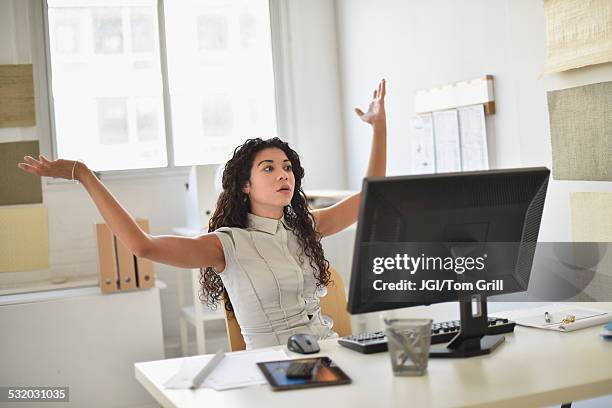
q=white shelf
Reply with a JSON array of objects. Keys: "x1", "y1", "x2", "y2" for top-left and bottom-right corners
[
  {"x1": 175, "y1": 266, "x2": 226, "y2": 355},
  {"x1": 0, "y1": 280, "x2": 167, "y2": 306},
  {"x1": 180, "y1": 305, "x2": 224, "y2": 326},
  {"x1": 0, "y1": 276, "x2": 99, "y2": 297}
]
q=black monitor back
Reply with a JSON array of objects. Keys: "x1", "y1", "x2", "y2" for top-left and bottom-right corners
[{"x1": 348, "y1": 167, "x2": 550, "y2": 314}]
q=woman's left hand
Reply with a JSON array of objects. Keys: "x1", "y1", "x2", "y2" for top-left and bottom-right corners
[{"x1": 354, "y1": 78, "x2": 386, "y2": 126}]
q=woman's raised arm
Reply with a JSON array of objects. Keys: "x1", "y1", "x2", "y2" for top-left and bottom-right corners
[{"x1": 18, "y1": 156, "x2": 225, "y2": 271}]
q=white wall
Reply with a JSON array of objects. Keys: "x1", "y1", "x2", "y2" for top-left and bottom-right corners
[
  {"x1": 281, "y1": 0, "x2": 347, "y2": 190},
  {"x1": 335, "y1": 0, "x2": 612, "y2": 242}
]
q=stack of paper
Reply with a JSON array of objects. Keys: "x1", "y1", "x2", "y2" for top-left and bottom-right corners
[{"x1": 163, "y1": 348, "x2": 287, "y2": 391}]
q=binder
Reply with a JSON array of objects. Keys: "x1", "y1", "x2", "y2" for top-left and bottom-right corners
[
  {"x1": 135, "y1": 219, "x2": 155, "y2": 288},
  {"x1": 95, "y1": 223, "x2": 118, "y2": 293},
  {"x1": 115, "y1": 235, "x2": 138, "y2": 291},
  {"x1": 95, "y1": 219, "x2": 155, "y2": 292}
]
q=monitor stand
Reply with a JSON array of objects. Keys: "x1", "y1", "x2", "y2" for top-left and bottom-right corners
[{"x1": 429, "y1": 294, "x2": 505, "y2": 358}]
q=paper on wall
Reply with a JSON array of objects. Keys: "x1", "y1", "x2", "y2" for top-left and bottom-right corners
[
  {"x1": 410, "y1": 113, "x2": 435, "y2": 174},
  {"x1": 458, "y1": 105, "x2": 488, "y2": 171},
  {"x1": 432, "y1": 109, "x2": 461, "y2": 173}
]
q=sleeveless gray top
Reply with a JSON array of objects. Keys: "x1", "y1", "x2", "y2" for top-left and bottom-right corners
[{"x1": 213, "y1": 213, "x2": 336, "y2": 349}]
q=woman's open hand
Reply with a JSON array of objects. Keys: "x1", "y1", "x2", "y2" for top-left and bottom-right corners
[
  {"x1": 17, "y1": 155, "x2": 85, "y2": 181},
  {"x1": 354, "y1": 78, "x2": 386, "y2": 126}
]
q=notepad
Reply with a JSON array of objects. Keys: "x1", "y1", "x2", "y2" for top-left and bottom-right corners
[
  {"x1": 163, "y1": 348, "x2": 288, "y2": 391},
  {"x1": 491, "y1": 304, "x2": 612, "y2": 332}
]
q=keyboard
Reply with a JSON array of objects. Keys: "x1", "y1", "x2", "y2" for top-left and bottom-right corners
[{"x1": 338, "y1": 317, "x2": 515, "y2": 354}]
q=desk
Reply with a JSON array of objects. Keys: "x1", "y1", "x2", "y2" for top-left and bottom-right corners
[{"x1": 135, "y1": 302, "x2": 612, "y2": 408}]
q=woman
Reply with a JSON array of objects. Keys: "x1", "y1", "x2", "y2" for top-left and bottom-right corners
[{"x1": 18, "y1": 79, "x2": 387, "y2": 349}]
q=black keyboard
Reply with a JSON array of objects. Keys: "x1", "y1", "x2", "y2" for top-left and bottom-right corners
[{"x1": 338, "y1": 317, "x2": 515, "y2": 354}]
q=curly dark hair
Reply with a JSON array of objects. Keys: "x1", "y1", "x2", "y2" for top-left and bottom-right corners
[{"x1": 198, "y1": 137, "x2": 331, "y2": 312}]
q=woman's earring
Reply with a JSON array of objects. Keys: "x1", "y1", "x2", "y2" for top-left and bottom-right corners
[{"x1": 243, "y1": 195, "x2": 248, "y2": 203}]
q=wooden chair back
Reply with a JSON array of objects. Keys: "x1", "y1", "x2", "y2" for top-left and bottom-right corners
[{"x1": 223, "y1": 267, "x2": 352, "y2": 351}]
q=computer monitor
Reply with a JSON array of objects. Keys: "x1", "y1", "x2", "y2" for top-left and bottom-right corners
[{"x1": 347, "y1": 167, "x2": 550, "y2": 357}]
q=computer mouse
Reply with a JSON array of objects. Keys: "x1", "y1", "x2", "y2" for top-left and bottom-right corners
[{"x1": 287, "y1": 333, "x2": 320, "y2": 354}]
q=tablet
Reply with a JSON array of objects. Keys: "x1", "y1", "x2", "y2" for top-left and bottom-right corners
[{"x1": 257, "y1": 357, "x2": 351, "y2": 391}]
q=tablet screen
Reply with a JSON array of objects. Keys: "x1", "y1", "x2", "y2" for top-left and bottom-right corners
[{"x1": 257, "y1": 357, "x2": 351, "y2": 391}]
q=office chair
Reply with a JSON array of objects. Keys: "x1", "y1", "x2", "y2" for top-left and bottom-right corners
[{"x1": 223, "y1": 267, "x2": 352, "y2": 351}]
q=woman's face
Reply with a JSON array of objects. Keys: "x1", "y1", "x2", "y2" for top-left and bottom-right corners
[{"x1": 243, "y1": 147, "x2": 296, "y2": 218}]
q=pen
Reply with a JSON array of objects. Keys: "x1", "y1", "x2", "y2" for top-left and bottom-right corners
[{"x1": 190, "y1": 349, "x2": 225, "y2": 390}]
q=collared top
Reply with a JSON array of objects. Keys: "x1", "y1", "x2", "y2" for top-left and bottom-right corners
[{"x1": 213, "y1": 213, "x2": 336, "y2": 350}]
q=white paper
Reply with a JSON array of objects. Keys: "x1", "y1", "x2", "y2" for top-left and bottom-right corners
[
  {"x1": 490, "y1": 304, "x2": 612, "y2": 332},
  {"x1": 410, "y1": 114, "x2": 436, "y2": 174},
  {"x1": 458, "y1": 105, "x2": 489, "y2": 171},
  {"x1": 163, "y1": 355, "x2": 214, "y2": 389},
  {"x1": 163, "y1": 348, "x2": 288, "y2": 390},
  {"x1": 206, "y1": 349, "x2": 287, "y2": 390},
  {"x1": 432, "y1": 109, "x2": 461, "y2": 173}
]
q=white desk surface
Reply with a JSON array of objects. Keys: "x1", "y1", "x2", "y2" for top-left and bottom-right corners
[{"x1": 135, "y1": 302, "x2": 612, "y2": 408}]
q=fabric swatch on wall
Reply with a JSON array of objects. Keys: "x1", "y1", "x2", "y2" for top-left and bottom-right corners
[
  {"x1": 543, "y1": 0, "x2": 612, "y2": 73},
  {"x1": 0, "y1": 205, "x2": 49, "y2": 273},
  {"x1": 547, "y1": 81, "x2": 612, "y2": 181},
  {"x1": 0, "y1": 64, "x2": 36, "y2": 127},
  {"x1": 570, "y1": 192, "x2": 612, "y2": 242},
  {"x1": 570, "y1": 192, "x2": 612, "y2": 301},
  {"x1": 0, "y1": 140, "x2": 43, "y2": 205}
]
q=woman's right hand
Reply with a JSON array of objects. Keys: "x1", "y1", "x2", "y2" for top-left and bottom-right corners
[{"x1": 18, "y1": 155, "x2": 87, "y2": 181}]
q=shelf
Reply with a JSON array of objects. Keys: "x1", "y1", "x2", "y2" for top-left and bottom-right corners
[
  {"x1": 0, "y1": 280, "x2": 167, "y2": 306},
  {"x1": 0, "y1": 276, "x2": 99, "y2": 297},
  {"x1": 180, "y1": 304, "x2": 225, "y2": 326}
]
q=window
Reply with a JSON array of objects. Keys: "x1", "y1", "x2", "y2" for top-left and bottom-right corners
[
  {"x1": 163, "y1": 0, "x2": 277, "y2": 165},
  {"x1": 45, "y1": 0, "x2": 277, "y2": 171}
]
